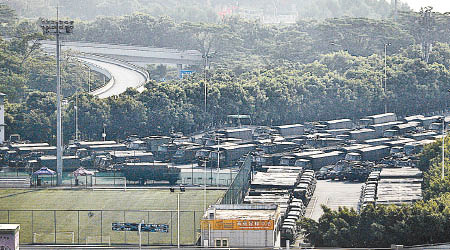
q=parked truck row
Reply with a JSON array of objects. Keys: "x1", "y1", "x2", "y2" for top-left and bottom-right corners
[{"x1": 244, "y1": 166, "x2": 316, "y2": 245}]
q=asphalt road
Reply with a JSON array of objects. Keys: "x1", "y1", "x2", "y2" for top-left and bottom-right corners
[
  {"x1": 80, "y1": 58, "x2": 147, "y2": 98},
  {"x1": 305, "y1": 180, "x2": 363, "y2": 221}
]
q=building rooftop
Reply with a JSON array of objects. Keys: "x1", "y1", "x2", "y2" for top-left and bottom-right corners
[
  {"x1": 0, "y1": 224, "x2": 20, "y2": 231},
  {"x1": 325, "y1": 118, "x2": 352, "y2": 124},
  {"x1": 358, "y1": 145, "x2": 390, "y2": 152},
  {"x1": 207, "y1": 204, "x2": 278, "y2": 220},
  {"x1": 275, "y1": 124, "x2": 304, "y2": 129},
  {"x1": 366, "y1": 113, "x2": 396, "y2": 119}
]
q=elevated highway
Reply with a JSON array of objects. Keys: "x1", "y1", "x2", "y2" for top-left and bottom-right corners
[
  {"x1": 75, "y1": 55, "x2": 148, "y2": 98},
  {"x1": 38, "y1": 40, "x2": 202, "y2": 98},
  {"x1": 39, "y1": 40, "x2": 203, "y2": 67}
]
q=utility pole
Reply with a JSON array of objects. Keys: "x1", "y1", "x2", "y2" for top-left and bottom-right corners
[
  {"x1": 384, "y1": 43, "x2": 391, "y2": 114},
  {"x1": 40, "y1": 10, "x2": 74, "y2": 186},
  {"x1": 88, "y1": 67, "x2": 91, "y2": 92},
  {"x1": 75, "y1": 90, "x2": 79, "y2": 141},
  {"x1": 177, "y1": 192, "x2": 180, "y2": 249},
  {"x1": 204, "y1": 158, "x2": 207, "y2": 212},
  {"x1": 443, "y1": 117, "x2": 446, "y2": 180},
  {"x1": 216, "y1": 134, "x2": 220, "y2": 187},
  {"x1": 202, "y1": 53, "x2": 212, "y2": 114}
]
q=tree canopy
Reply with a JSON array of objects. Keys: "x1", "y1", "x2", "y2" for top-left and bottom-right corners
[
  {"x1": 4, "y1": 0, "x2": 411, "y2": 22},
  {"x1": 301, "y1": 137, "x2": 450, "y2": 247}
]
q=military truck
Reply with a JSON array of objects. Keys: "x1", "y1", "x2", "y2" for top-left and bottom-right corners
[
  {"x1": 172, "y1": 145, "x2": 203, "y2": 164},
  {"x1": 209, "y1": 144, "x2": 256, "y2": 167},
  {"x1": 361, "y1": 113, "x2": 397, "y2": 126},
  {"x1": 274, "y1": 124, "x2": 304, "y2": 137},
  {"x1": 345, "y1": 145, "x2": 391, "y2": 162}
]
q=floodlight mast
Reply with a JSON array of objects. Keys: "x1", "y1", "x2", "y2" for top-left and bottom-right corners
[{"x1": 39, "y1": 12, "x2": 74, "y2": 186}]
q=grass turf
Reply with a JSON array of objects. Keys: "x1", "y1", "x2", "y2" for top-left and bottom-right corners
[{"x1": 0, "y1": 189, "x2": 224, "y2": 245}]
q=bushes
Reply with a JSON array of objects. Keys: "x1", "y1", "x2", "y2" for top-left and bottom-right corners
[{"x1": 301, "y1": 138, "x2": 450, "y2": 247}]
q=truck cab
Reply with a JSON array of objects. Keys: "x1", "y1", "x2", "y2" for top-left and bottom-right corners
[
  {"x1": 345, "y1": 152, "x2": 362, "y2": 161},
  {"x1": 294, "y1": 159, "x2": 312, "y2": 169}
]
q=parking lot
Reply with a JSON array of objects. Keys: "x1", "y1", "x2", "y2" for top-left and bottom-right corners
[{"x1": 305, "y1": 180, "x2": 363, "y2": 221}]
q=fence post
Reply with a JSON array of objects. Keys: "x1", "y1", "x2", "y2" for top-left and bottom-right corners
[
  {"x1": 123, "y1": 210, "x2": 126, "y2": 244},
  {"x1": 31, "y1": 211, "x2": 34, "y2": 244},
  {"x1": 54, "y1": 210, "x2": 57, "y2": 244},
  {"x1": 77, "y1": 210, "x2": 80, "y2": 244},
  {"x1": 100, "y1": 211, "x2": 103, "y2": 244},
  {"x1": 193, "y1": 211, "x2": 196, "y2": 243},
  {"x1": 147, "y1": 211, "x2": 150, "y2": 245},
  {"x1": 170, "y1": 211, "x2": 173, "y2": 246}
]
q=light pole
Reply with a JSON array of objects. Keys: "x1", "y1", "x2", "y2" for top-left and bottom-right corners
[
  {"x1": 75, "y1": 91, "x2": 79, "y2": 141},
  {"x1": 384, "y1": 43, "x2": 391, "y2": 113},
  {"x1": 443, "y1": 116, "x2": 446, "y2": 180},
  {"x1": 203, "y1": 156, "x2": 207, "y2": 213},
  {"x1": 216, "y1": 134, "x2": 220, "y2": 187},
  {"x1": 202, "y1": 53, "x2": 212, "y2": 114},
  {"x1": 176, "y1": 187, "x2": 185, "y2": 249},
  {"x1": 177, "y1": 191, "x2": 180, "y2": 248},
  {"x1": 40, "y1": 13, "x2": 74, "y2": 186}
]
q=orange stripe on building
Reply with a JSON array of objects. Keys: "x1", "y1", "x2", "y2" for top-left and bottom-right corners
[{"x1": 200, "y1": 219, "x2": 274, "y2": 230}]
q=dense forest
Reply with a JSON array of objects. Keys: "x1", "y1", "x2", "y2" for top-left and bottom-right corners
[
  {"x1": 0, "y1": 2, "x2": 449, "y2": 144},
  {"x1": 1, "y1": 2, "x2": 450, "y2": 247},
  {"x1": 300, "y1": 137, "x2": 450, "y2": 247},
  {"x1": 5, "y1": 0, "x2": 410, "y2": 22}
]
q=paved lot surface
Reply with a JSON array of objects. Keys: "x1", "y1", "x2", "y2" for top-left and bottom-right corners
[{"x1": 305, "y1": 180, "x2": 363, "y2": 221}]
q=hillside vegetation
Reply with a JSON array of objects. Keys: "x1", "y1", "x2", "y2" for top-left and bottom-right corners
[
  {"x1": 0, "y1": 3, "x2": 449, "y2": 144},
  {"x1": 5, "y1": 0, "x2": 409, "y2": 22}
]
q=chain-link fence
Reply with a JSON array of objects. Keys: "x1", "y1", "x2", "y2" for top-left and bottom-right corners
[
  {"x1": 0, "y1": 209, "x2": 202, "y2": 245},
  {"x1": 220, "y1": 153, "x2": 252, "y2": 204}
]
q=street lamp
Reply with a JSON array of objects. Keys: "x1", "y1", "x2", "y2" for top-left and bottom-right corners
[
  {"x1": 384, "y1": 43, "x2": 391, "y2": 113},
  {"x1": 40, "y1": 13, "x2": 74, "y2": 186}
]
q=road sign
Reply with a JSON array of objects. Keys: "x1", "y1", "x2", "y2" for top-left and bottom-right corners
[
  {"x1": 180, "y1": 70, "x2": 195, "y2": 79},
  {"x1": 112, "y1": 223, "x2": 169, "y2": 233}
]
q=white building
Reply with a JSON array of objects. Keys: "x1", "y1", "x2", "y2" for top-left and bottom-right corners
[{"x1": 201, "y1": 204, "x2": 281, "y2": 248}]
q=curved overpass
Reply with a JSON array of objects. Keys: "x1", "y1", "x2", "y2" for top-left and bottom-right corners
[
  {"x1": 38, "y1": 40, "x2": 202, "y2": 98},
  {"x1": 76, "y1": 55, "x2": 148, "y2": 99}
]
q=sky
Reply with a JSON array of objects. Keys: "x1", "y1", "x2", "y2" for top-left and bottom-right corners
[{"x1": 401, "y1": 0, "x2": 450, "y2": 12}]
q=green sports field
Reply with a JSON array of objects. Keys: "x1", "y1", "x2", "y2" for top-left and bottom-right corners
[{"x1": 0, "y1": 189, "x2": 224, "y2": 245}]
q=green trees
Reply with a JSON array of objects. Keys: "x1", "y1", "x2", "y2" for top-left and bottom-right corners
[
  {"x1": 4, "y1": 0, "x2": 410, "y2": 22},
  {"x1": 302, "y1": 195, "x2": 450, "y2": 247},
  {"x1": 301, "y1": 137, "x2": 450, "y2": 247},
  {"x1": 2, "y1": 3, "x2": 450, "y2": 146},
  {"x1": 6, "y1": 44, "x2": 450, "y2": 143}
]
